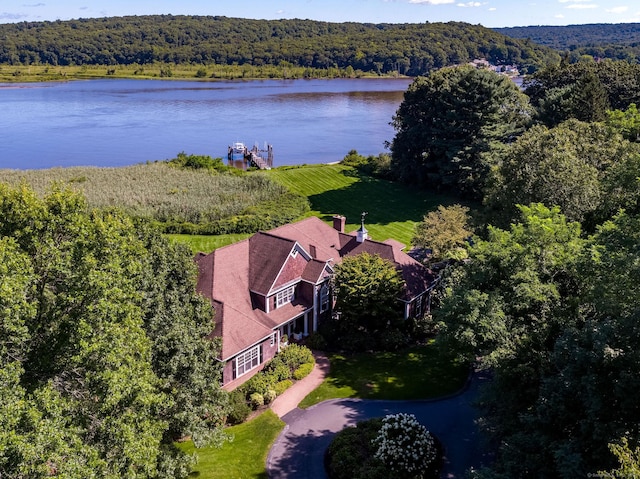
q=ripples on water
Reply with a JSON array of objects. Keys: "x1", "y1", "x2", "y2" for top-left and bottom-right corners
[{"x1": 0, "y1": 78, "x2": 411, "y2": 169}]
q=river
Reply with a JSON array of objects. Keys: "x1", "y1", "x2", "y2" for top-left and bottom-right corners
[{"x1": 0, "y1": 78, "x2": 412, "y2": 170}]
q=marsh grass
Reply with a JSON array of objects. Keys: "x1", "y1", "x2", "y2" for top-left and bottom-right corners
[{"x1": 0, "y1": 162, "x2": 304, "y2": 229}]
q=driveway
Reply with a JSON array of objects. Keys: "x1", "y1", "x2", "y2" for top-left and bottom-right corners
[{"x1": 267, "y1": 370, "x2": 492, "y2": 478}]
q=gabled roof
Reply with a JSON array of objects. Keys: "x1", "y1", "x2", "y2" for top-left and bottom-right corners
[
  {"x1": 248, "y1": 232, "x2": 296, "y2": 295},
  {"x1": 196, "y1": 215, "x2": 435, "y2": 360}
]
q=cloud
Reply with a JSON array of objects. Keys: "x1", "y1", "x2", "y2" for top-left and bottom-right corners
[
  {"x1": 409, "y1": 0, "x2": 455, "y2": 4},
  {"x1": 606, "y1": 6, "x2": 628, "y2": 14},
  {"x1": 22, "y1": 3, "x2": 45, "y2": 6},
  {"x1": 558, "y1": 0, "x2": 593, "y2": 3},
  {"x1": 488, "y1": 7, "x2": 497, "y2": 11},
  {"x1": 565, "y1": 3, "x2": 598, "y2": 8},
  {"x1": 555, "y1": 13, "x2": 565, "y2": 17},
  {"x1": 457, "y1": 2, "x2": 483, "y2": 7},
  {"x1": 0, "y1": 12, "x2": 29, "y2": 19}
]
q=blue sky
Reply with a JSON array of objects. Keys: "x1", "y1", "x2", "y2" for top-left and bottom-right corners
[{"x1": 0, "y1": 0, "x2": 637, "y2": 28}]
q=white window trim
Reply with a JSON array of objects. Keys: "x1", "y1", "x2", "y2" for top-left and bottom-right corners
[
  {"x1": 235, "y1": 344, "x2": 260, "y2": 378},
  {"x1": 319, "y1": 283, "x2": 330, "y2": 313},
  {"x1": 276, "y1": 285, "x2": 295, "y2": 308}
]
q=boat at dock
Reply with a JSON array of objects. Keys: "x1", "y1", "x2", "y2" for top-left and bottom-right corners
[{"x1": 227, "y1": 141, "x2": 274, "y2": 170}]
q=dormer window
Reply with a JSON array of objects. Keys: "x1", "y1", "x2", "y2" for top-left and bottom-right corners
[{"x1": 276, "y1": 285, "x2": 295, "y2": 308}]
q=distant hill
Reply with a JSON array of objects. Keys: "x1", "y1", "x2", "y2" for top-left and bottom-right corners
[
  {"x1": 495, "y1": 23, "x2": 640, "y2": 62},
  {"x1": 0, "y1": 15, "x2": 559, "y2": 75}
]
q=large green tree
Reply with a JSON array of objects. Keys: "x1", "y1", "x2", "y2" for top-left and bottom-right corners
[
  {"x1": 331, "y1": 252, "x2": 405, "y2": 334},
  {"x1": 485, "y1": 119, "x2": 640, "y2": 227},
  {"x1": 390, "y1": 66, "x2": 532, "y2": 199},
  {"x1": 0, "y1": 184, "x2": 227, "y2": 478},
  {"x1": 437, "y1": 204, "x2": 586, "y2": 476},
  {"x1": 412, "y1": 204, "x2": 473, "y2": 263}
]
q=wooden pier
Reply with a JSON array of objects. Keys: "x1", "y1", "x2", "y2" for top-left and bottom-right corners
[{"x1": 228, "y1": 142, "x2": 273, "y2": 170}]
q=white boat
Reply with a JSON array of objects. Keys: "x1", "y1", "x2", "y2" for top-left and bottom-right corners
[{"x1": 232, "y1": 142, "x2": 246, "y2": 155}]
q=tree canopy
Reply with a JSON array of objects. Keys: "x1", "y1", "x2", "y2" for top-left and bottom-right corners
[
  {"x1": 0, "y1": 183, "x2": 227, "y2": 478},
  {"x1": 390, "y1": 66, "x2": 532, "y2": 198},
  {"x1": 437, "y1": 203, "x2": 640, "y2": 476},
  {"x1": 0, "y1": 15, "x2": 558, "y2": 74}
]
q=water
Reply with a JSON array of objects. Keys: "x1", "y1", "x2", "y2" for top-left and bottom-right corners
[{"x1": 0, "y1": 78, "x2": 412, "y2": 170}]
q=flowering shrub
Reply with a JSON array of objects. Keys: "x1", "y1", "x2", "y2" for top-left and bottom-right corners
[{"x1": 372, "y1": 413, "x2": 437, "y2": 476}]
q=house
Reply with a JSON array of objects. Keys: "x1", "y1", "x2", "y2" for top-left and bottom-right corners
[{"x1": 195, "y1": 215, "x2": 437, "y2": 389}]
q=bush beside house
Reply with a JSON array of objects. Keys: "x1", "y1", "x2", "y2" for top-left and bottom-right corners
[{"x1": 226, "y1": 344, "x2": 315, "y2": 424}]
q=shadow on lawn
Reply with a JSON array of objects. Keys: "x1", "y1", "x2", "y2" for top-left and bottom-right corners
[{"x1": 309, "y1": 172, "x2": 456, "y2": 227}]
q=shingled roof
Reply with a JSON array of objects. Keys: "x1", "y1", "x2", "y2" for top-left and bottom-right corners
[{"x1": 196, "y1": 216, "x2": 435, "y2": 361}]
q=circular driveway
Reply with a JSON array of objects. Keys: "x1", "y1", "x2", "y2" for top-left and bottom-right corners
[{"x1": 267, "y1": 370, "x2": 492, "y2": 478}]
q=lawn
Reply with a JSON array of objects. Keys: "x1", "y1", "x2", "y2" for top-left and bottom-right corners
[
  {"x1": 176, "y1": 410, "x2": 285, "y2": 479},
  {"x1": 265, "y1": 164, "x2": 456, "y2": 247},
  {"x1": 170, "y1": 163, "x2": 456, "y2": 253},
  {"x1": 298, "y1": 341, "x2": 469, "y2": 409},
  {"x1": 168, "y1": 233, "x2": 251, "y2": 254}
]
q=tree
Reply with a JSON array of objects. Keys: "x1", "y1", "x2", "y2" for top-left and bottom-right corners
[
  {"x1": 412, "y1": 204, "x2": 472, "y2": 263},
  {"x1": 331, "y1": 252, "x2": 404, "y2": 334},
  {"x1": 0, "y1": 183, "x2": 227, "y2": 478},
  {"x1": 606, "y1": 102, "x2": 640, "y2": 142},
  {"x1": 485, "y1": 119, "x2": 639, "y2": 227},
  {"x1": 436, "y1": 204, "x2": 585, "y2": 475},
  {"x1": 390, "y1": 66, "x2": 532, "y2": 199},
  {"x1": 441, "y1": 207, "x2": 640, "y2": 477},
  {"x1": 136, "y1": 222, "x2": 229, "y2": 448},
  {"x1": 535, "y1": 71, "x2": 610, "y2": 126}
]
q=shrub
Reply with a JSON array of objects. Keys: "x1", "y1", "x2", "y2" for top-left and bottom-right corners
[
  {"x1": 274, "y1": 380, "x2": 293, "y2": 396},
  {"x1": 278, "y1": 344, "x2": 314, "y2": 372},
  {"x1": 249, "y1": 392, "x2": 264, "y2": 410},
  {"x1": 264, "y1": 389, "x2": 277, "y2": 404},
  {"x1": 263, "y1": 356, "x2": 293, "y2": 381},
  {"x1": 243, "y1": 372, "x2": 276, "y2": 396},
  {"x1": 226, "y1": 389, "x2": 251, "y2": 425},
  {"x1": 372, "y1": 413, "x2": 438, "y2": 477},
  {"x1": 325, "y1": 418, "x2": 385, "y2": 479},
  {"x1": 293, "y1": 362, "x2": 314, "y2": 380},
  {"x1": 306, "y1": 331, "x2": 327, "y2": 350},
  {"x1": 375, "y1": 328, "x2": 407, "y2": 351}
]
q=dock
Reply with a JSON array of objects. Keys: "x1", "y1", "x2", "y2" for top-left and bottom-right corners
[{"x1": 228, "y1": 142, "x2": 273, "y2": 170}]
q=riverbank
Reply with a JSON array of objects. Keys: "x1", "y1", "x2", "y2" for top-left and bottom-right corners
[{"x1": 0, "y1": 63, "x2": 409, "y2": 83}]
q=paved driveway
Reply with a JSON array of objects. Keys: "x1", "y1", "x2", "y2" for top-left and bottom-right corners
[{"x1": 267, "y1": 370, "x2": 492, "y2": 478}]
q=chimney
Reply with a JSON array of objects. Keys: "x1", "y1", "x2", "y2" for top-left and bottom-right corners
[{"x1": 333, "y1": 215, "x2": 346, "y2": 233}]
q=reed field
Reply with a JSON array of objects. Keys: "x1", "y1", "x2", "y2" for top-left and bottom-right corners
[
  {"x1": 266, "y1": 164, "x2": 456, "y2": 247},
  {"x1": 0, "y1": 162, "x2": 308, "y2": 233}
]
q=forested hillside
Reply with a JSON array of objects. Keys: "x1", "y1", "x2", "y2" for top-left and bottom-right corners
[
  {"x1": 496, "y1": 23, "x2": 640, "y2": 62},
  {"x1": 0, "y1": 15, "x2": 558, "y2": 74}
]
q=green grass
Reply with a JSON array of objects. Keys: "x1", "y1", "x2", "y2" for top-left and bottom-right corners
[
  {"x1": 266, "y1": 164, "x2": 456, "y2": 247},
  {"x1": 168, "y1": 233, "x2": 251, "y2": 254},
  {"x1": 298, "y1": 342, "x2": 469, "y2": 409},
  {"x1": 176, "y1": 410, "x2": 285, "y2": 479}
]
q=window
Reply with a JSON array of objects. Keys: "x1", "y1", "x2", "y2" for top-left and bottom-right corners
[
  {"x1": 270, "y1": 332, "x2": 276, "y2": 346},
  {"x1": 414, "y1": 296, "x2": 423, "y2": 319},
  {"x1": 276, "y1": 285, "x2": 295, "y2": 308},
  {"x1": 235, "y1": 345, "x2": 261, "y2": 378},
  {"x1": 320, "y1": 284, "x2": 330, "y2": 313}
]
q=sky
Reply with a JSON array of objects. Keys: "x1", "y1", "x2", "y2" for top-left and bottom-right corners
[{"x1": 0, "y1": 0, "x2": 638, "y2": 28}]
